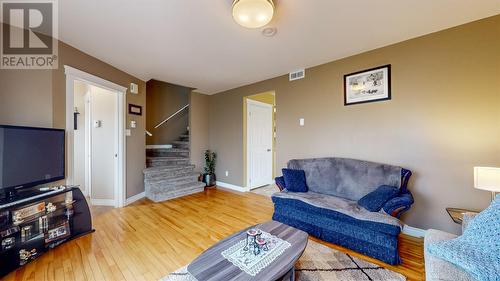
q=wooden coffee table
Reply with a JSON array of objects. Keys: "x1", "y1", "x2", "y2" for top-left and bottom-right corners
[{"x1": 187, "y1": 220, "x2": 308, "y2": 281}]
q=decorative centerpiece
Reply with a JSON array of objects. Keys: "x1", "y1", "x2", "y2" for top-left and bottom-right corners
[
  {"x1": 221, "y1": 229, "x2": 291, "y2": 276},
  {"x1": 243, "y1": 228, "x2": 269, "y2": 256}
]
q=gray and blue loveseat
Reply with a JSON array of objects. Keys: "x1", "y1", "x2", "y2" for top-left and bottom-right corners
[{"x1": 272, "y1": 157, "x2": 413, "y2": 265}]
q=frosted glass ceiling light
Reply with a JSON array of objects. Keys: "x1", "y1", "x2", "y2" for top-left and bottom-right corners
[{"x1": 232, "y1": 0, "x2": 274, "y2": 29}]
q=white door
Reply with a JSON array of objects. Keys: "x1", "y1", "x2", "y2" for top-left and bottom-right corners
[
  {"x1": 89, "y1": 86, "x2": 117, "y2": 204},
  {"x1": 247, "y1": 99, "x2": 273, "y2": 189}
]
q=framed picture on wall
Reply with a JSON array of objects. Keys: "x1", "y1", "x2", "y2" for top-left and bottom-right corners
[
  {"x1": 344, "y1": 64, "x2": 391, "y2": 106},
  {"x1": 128, "y1": 104, "x2": 142, "y2": 116}
]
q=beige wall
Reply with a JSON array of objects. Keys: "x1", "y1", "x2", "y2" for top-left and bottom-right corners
[
  {"x1": 0, "y1": 38, "x2": 147, "y2": 199},
  {"x1": 0, "y1": 70, "x2": 53, "y2": 128},
  {"x1": 189, "y1": 91, "x2": 210, "y2": 172},
  {"x1": 209, "y1": 15, "x2": 500, "y2": 233},
  {"x1": 146, "y1": 80, "x2": 190, "y2": 145}
]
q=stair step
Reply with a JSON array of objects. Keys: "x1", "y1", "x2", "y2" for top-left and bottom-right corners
[
  {"x1": 146, "y1": 144, "x2": 173, "y2": 149},
  {"x1": 145, "y1": 173, "x2": 199, "y2": 185},
  {"x1": 179, "y1": 134, "x2": 189, "y2": 141},
  {"x1": 146, "y1": 156, "x2": 190, "y2": 167},
  {"x1": 172, "y1": 141, "x2": 189, "y2": 148},
  {"x1": 146, "y1": 148, "x2": 189, "y2": 158},
  {"x1": 146, "y1": 182, "x2": 205, "y2": 202},
  {"x1": 143, "y1": 164, "x2": 195, "y2": 176}
]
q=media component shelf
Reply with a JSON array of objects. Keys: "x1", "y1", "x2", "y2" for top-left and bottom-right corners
[{"x1": 0, "y1": 186, "x2": 93, "y2": 277}]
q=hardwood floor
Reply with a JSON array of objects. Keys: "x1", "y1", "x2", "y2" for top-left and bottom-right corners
[{"x1": 3, "y1": 188, "x2": 425, "y2": 281}]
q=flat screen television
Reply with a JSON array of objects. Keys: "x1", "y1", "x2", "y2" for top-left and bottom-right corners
[{"x1": 0, "y1": 125, "x2": 65, "y2": 198}]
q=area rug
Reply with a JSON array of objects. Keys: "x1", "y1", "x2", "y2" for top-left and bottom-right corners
[
  {"x1": 251, "y1": 184, "x2": 279, "y2": 197},
  {"x1": 160, "y1": 239, "x2": 406, "y2": 281}
]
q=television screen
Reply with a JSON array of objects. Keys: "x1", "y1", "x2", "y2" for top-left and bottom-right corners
[{"x1": 0, "y1": 125, "x2": 65, "y2": 193}]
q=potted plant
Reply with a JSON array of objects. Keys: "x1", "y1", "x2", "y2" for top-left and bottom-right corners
[{"x1": 203, "y1": 150, "x2": 216, "y2": 187}]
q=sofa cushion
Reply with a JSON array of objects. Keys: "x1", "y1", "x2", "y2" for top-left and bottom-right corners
[
  {"x1": 273, "y1": 199, "x2": 402, "y2": 264},
  {"x1": 275, "y1": 176, "x2": 286, "y2": 191},
  {"x1": 282, "y1": 169, "x2": 308, "y2": 192},
  {"x1": 287, "y1": 158, "x2": 402, "y2": 201},
  {"x1": 272, "y1": 191, "x2": 403, "y2": 233},
  {"x1": 358, "y1": 185, "x2": 400, "y2": 212}
]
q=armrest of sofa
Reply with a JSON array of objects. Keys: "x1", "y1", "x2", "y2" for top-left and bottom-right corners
[
  {"x1": 424, "y1": 229, "x2": 475, "y2": 281},
  {"x1": 275, "y1": 176, "x2": 286, "y2": 191},
  {"x1": 383, "y1": 191, "x2": 414, "y2": 218}
]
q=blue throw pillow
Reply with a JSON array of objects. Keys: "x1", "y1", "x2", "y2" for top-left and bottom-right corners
[
  {"x1": 358, "y1": 185, "x2": 400, "y2": 212},
  {"x1": 282, "y1": 169, "x2": 308, "y2": 192},
  {"x1": 427, "y1": 195, "x2": 500, "y2": 281}
]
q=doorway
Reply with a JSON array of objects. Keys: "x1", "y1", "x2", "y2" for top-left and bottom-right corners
[
  {"x1": 65, "y1": 66, "x2": 126, "y2": 207},
  {"x1": 245, "y1": 92, "x2": 275, "y2": 189}
]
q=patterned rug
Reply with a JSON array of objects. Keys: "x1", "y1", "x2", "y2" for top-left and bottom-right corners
[
  {"x1": 160, "y1": 239, "x2": 406, "y2": 281},
  {"x1": 251, "y1": 184, "x2": 279, "y2": 197}
]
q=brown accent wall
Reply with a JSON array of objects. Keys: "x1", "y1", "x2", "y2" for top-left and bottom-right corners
[
  {"x1": 0, "y1": 39, "x2": 147, "y2": 199},
  {"x1": 209, "y1": 15, "x2": 500, "y2": 233},
  {"x1": 189, "y1": 91, "x2": 210, "y2": 172},
  {"x1": 146, "y1": 80, "x2": 190, "y2": 145}
]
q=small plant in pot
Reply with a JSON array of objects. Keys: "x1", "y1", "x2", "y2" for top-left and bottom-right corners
[{"x1": 203, "y1": 150, "x2": 216, "y2": 188}]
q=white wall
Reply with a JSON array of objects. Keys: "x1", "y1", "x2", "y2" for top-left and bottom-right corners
[{"x1": 73, "y1": 81, "x2": 87, "y2": 193}]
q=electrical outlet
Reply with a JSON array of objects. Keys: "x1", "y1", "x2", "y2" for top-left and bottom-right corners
[{"x1": 225, "y1": 171, "x2": 229, "y2": 177}]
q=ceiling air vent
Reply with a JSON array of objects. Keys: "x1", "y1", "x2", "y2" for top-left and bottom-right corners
[{"x1": 289, "y1": 69, "x2": 305, "y2": 81}]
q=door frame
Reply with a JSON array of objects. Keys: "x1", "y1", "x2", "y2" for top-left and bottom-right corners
[
  {"x1": 246, "y1": 98, "x2": 274, "y2": 189},
  {"x1": 64, "y1": 65, "x2": 127, "y2": 208}
]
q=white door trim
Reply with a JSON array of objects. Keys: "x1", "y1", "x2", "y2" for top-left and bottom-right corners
[
  {"x1": 246, "y1": 99, "x2": 274, "y2": 189},
  {"x1": 64, "y1": 65, "x2": 127, "y2": 208}
]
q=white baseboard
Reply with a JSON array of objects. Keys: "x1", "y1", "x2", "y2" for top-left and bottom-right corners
[
  {"x1": 125, "y1": 192, "x2": 145, "y2": 205},
  {"x1": 402, "y1": 225, "x2": 427, "y2": 238},
  {"x1": 91, "y1": 198, "x2": 116, "y2": 207},
  {"x1": 216, "y1": 181, "x2": 249, "y2": 192}
]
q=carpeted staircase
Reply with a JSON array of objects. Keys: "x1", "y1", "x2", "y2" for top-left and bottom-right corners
[{"x1": 143, "y1": 132, "x2": 205, "y2": 202}]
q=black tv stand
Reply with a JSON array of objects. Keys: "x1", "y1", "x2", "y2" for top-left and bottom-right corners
[
  {"x1": 1, "y1": 188, "x2": 49, "y2": 204},
  {"x1": 0, "y1": 186, "x2": 93, "y2": 278}
]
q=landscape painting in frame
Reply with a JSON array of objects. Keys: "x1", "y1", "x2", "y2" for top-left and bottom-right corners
[{"x1": 344, "y1": 64, "x2": 391, "y2": 105}]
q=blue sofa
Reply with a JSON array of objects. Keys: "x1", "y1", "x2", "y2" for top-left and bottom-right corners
[{"x1": 272, "y1": 157, "x2": 413, "y2": 265}]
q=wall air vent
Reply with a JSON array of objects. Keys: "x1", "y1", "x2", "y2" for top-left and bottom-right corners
[{"x1": 289, "y1": 69, "x2": 305, "y2": 81}]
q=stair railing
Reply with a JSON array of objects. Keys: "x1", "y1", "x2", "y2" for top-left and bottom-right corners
[{"x1": 152, "y1": 104, "x2": 190, "y2": 130}]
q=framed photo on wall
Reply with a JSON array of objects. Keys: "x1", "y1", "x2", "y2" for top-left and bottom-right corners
[
  {"x1": 128, "y1": 104, "x2": 142, "y2": 116},
  {"x1": 344, "y1": 64, "x2": 391, "y2": 106}
]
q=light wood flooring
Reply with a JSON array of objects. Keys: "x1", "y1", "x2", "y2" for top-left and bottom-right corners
[{"x1": 3, "y1": 188, "x2": 425, "y2": 281}]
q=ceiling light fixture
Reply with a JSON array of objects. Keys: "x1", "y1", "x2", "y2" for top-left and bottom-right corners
[{"x1": 232, "y1": 0, "x2": 275, "y2": 29}]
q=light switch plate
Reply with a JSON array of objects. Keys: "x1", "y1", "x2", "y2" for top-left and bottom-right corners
[
  {"x1": 299, "y1": 118, "x2": 305, "y2": 126},
  {"x1": 225, "y1": 171, "x2": 229, "y2": 177},
  {"x1": 125, "y1": 129, "x2": 131, "y2": 136},
  {"x1": 93, "y1": 120, "x2": 102, "y2": 128},
  {"x1": 130, "y1": 120, "x2": 136, "y2": 128},
  {"x1": 130, "y1": 83, "x2": 139, "y2": 94}
]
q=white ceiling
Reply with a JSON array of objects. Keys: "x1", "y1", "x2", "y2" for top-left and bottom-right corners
[{"x1": 59, "y1": 1, "x2": 500, "y2": 94}]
